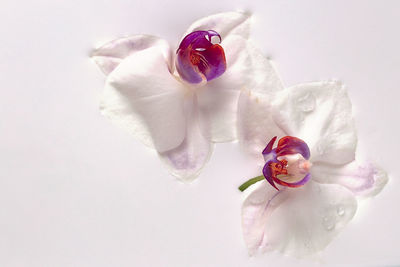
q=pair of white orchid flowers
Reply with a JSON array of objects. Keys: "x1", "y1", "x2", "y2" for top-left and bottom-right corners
[{"x1": 92, "y1": 11, "x2": 388, "y2": 258}]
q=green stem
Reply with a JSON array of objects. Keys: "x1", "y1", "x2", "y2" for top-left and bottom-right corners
[{"x1": 238, "y1": 175, "x2": 265, "y2": 192}]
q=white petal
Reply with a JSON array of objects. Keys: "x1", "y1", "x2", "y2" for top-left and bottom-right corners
[
  {"x1": 272, "y1": 81, "x2": 357, "y2": 165},
  {"x1": 197, "y1": 35, "x2": 283, "y2": 143},
  {"x1": 237, "y1": 91, "x2": 286, "y2": 165},
  {"x1": 92, "y1": 35, "x2": 173, "y2": 75},
  {"x1": 241, "y1": 180, "x2": 284, "y2": 255},
  {"x1": 311, "y1": 161, "x2": 388, "y2": 197},
  {"x1": 101, "y1": 45, "x2": 186, "y2": 152},
  {"x1": 196, "y1": 88, "x2": 240, "y2": 142},
  {"x1": 242, "y1": 180, "x2": 357, "y2": 257},
  {"x1": 183, "y1": 11, "x2": 251, "y2": 40},
  {"x1": 159, "y1": 97, "x2": 213, "y2": 182}
]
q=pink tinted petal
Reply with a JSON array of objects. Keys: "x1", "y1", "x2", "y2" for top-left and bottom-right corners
[
  {"x1": 92, "y1": 35, "x2": 173, "y2": 75},
  {"x1": 159, "y1": 96, "x2": 213, "y2": 182},
  {"x1": 311, "y1": 161, "x2": 388, "y2": 197},
  {"x1": 242, "y1": 180, "x2": 357, "y2": 257},
  {"x1": 241, "y1": 180, "x2": 286, "y2": 255}
]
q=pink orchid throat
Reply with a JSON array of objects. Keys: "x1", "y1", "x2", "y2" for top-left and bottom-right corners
[
  {"x1": 262, "y1": 136, "x2": 312, "y2": 190},
  {"x1": 176, "y1": 30, "x2": 227, "y2": 84}
]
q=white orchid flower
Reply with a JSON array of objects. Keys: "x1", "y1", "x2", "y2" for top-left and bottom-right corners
[
  {"x1": 91, "y1": 11, "x2": 282, "y2": 181},
  {"x1": 238, "y1": 81, "x2": 388, "y2": 257}
]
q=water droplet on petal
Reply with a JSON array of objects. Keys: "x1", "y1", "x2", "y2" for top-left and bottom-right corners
[
  {"x1": 296, "y1": 92, "x2": 316, "y2": 112},
  {"x1": 337, "y1": 205, "x2": 345, "y2": 216},
  {"x1": 322, "y1": 215, "x2": 336, "y2": 231}
]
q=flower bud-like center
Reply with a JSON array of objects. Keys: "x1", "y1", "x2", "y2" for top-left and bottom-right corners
[
  {"x1": 176, "y1": 30, "x2": 226, "y2": 84},
  {"x1": 262, "y1": 136, "x2": 312, "y2": 190}
]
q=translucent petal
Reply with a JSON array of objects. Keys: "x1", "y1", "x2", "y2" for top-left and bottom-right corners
[
  {"x1": 237, "y1": 92, "x2": 286, "y2": 165},
  {"x1": 159, "y1": 97, "x2": 214, "y2": 182},
  {"x1": 272, "y1": 81, "x2": 357, "y2": 165},
  {"x1": 198, "y1": 35, "x2": 283, "y2": 143},
  {"x1": 182, "y1": 11, "x2": 251, "y2": 41},
  {"x1": 92, "y1": 35, "x2": 173, "y2": 75},
  {"x1": 241, "y1": 180, "x2": 282, "y2": 254},
  {"x1": 311, "y1": 161, "x2": 388, "y2": 197},
  {"x1": 242, "y1": 180, "x2": 357, "y2": 257},
  {"x1": 101, "y1": 45, "x2": 186, "y2": 152}
]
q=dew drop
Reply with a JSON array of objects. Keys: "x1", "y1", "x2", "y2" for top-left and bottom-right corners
[
  {"x1": 322, "y1": 216, "x2": 336, "y2": 231},
  {"x1": 296, "y1": 92, "x2": 316, "y2": 112},
  {"x1": 337, "y1": 205, "x2": 345, "y2": 216}
]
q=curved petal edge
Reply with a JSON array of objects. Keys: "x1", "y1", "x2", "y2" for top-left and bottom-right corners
[{"x1": 92, "y1": 35, "x2": 173, "y2": 75}]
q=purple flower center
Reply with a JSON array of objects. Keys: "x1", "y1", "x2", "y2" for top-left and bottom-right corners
[
  {"x1": 176, "y1": 30, "x2": 227, "y2": 84},
  {"x1": 262, "y1": 136, "x2": 311, "y2": 190}
]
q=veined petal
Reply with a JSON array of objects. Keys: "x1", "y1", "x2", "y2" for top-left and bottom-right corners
[
  {"x1": 241, "y1": 180, "x2": 284, "y2": 255},
  {"x1": 272, "y1": 81, "x2": 357, "y2": 165},
  {"x1": 92, "y1": 35, "x2": 173, "y2": 75},
  {"x1": 311, "y1": 161, "x2": 388, "y2": 197},
  {"x1": 198, "y1": 35, "x2": 283, "y2": 143},
  {"x1": 182, "y1": 11, "x2": 251, "y2": 41},
  {"x1": 237, "y1": 92, "x2": 286, "y2": 164},
  {"x1": 101, "y1": 45, "x2": 186, "y2": 153},
  {"x1": 159, "y1": 97, "x2": 213, "y2": 182},
  {"x1": 242, "y1": 180, "x2": 357, "y2": 257}
]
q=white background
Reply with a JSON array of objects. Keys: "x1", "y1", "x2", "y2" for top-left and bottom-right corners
[{"x1": 1, "y1": 0, "x2": 399, "y2": 266}]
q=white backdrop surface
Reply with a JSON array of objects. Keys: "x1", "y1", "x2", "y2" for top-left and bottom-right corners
[{"x1": 0, "y1": 0, "x2": 399, "y2": 266}]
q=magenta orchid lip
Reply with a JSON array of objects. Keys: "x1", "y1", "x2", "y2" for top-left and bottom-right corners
[
  {"x1": 262, "y1": 136, "x2": 311, "y2": 190},
  {"x1": 176, "y1": 30, "x2": 227, "y2": 84},
  {"x1": 238, "y1": 136, "x2": 312, "y2": 192}
]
